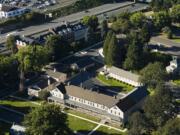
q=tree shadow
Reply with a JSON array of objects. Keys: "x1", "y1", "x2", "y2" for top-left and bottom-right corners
[{"x1": 78, "y1": 130, "x2": 123, "y2": 135}]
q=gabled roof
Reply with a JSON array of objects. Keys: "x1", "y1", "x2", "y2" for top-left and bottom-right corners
[
  {"x1": 108, "y1": 66, "x2": 140, "y2": 83},
  {"x1": 17, "y1": 36, "x2": 35, "y2": 45},
  {"x1": 116, "y1": 87, "x2": 148, "y2": 112},
  {"x1": 56, "y1": 84, "x2": 119, "y2": 108}
]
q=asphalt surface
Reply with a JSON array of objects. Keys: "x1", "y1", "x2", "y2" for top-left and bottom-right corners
[
  {"x1": 150, "y1": 36, "x2": 180, "y2": 56},
  {"x1": 0, "y1": 107, "x2": 23, "y2": 124},
  {"x1": 0, "y1": 2, "x2": 148, "y2": 49}
]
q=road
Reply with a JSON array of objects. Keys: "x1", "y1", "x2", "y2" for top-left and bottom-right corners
[
  {"x1": 150, "y1": 36, "x2": 180, "y2": 56},
  {"x1": 0, "y1": 2, "x2": 148, "y2": 47}
]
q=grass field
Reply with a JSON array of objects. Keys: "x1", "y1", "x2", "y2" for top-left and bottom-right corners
[
  {"x1": 92, "y1": 126, "x2": 125, "y2": 135},
  {"x1": 172, "y1": 79, "x2": 180, "y2": 86},
  {"x1": 0, "y1": 97, "x2": 38, "y2": 114},
  {"x1": 96, "y1": 74, "x2": 134, "y2": 93},
  {"x1": 64, "y1": 108, "x2": 101, "y2": 122},
  {"x1": 68, "y1": 115, "x2": 97, "y2": 134},
  {"x1": 172, "y1": 38, "x2": 180, "y2": 43}
]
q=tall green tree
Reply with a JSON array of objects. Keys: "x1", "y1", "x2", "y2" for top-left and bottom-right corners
[
  {"x1": 140, "y1": 62, "x2": 167, "y2": 88},
  {"x1": 170, "y1": 4, "x2": 180, "y2": 23},
  {"x1": 45, "y1": 35, "x2": 68, "y2": 60},
  {"x1": 130, "y1": 12, "x2": 147, "y2": 28},
  {"x1": 23, "y1": 104, "x2": 72, "y2": 135},
  {"x1": 111, "y1": 19, "x2": 130, "y2": 34},
  {"x1": 6, "y1": 35, "x2": 17, "y2": 54},
  {"x1": 152, "y1": 11, "x2": 171, "y2": 31},
  {"x1": 82, "y1": 15, "x2": 99, "y2": 31},
  {"x1": 0, "y1": 55, "x2": 18, "y2": 87},
  {"x1": 156, "y1": 118, "x2": 180, "y2": 135},
  {"x1": 139, "y1": 24, "x2": 151, "y2": 45},
  {"x1": 101, "y1": 20, "x2": 108, "y2": 39},
  {"x1": 16, "y1": 46, "x2": 50, "y2": 92},
  {"x1": 103, "y1": 30, "x2": 113, "y2": 58},
  {"x1": 144, "y1": 84, "x2": 173, "y2": 128},
  {"x1": 128, "y1": 112, "x2": 149, "y2": 135},
  {"x1": 151, "y1": 0, "x2": 177, "y2": 11},
  {"x1": 105, "y1": 33, "x2": 120, "y2": 66},
  {"x1": 123, "y1": 32, "x2": 143, "y2": 70}
]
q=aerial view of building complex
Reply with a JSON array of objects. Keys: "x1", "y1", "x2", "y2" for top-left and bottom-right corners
[{"x1": 0, "y1": 0, "x2": 179, "y2": 135}]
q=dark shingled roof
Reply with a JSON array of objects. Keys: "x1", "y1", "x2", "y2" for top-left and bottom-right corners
[{"x1": 116, "y1": 87, "x2": 148, "y2": 112}]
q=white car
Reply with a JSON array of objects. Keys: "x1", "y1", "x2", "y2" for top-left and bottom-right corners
[{"x1": 80, "y1": 51, "x2": 87, "y2": 55}]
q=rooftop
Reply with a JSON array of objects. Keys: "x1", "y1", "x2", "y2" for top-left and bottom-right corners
[
  {"x1": 57, "y1": 84, "x2": 120, "y2": 108},
  {"x1": 108, "y1": 66, "x2": 140, "y2": 83},
  {"x1": 16, "y1": 36, "x2": 36, "y2": 45},
  {"x1": 116, "y1": 87, "x2": 148, "y2": 112},
  {"x1": 29, "y1": 76, "x2": 56, "y2": 91},
  {"x1": 0, "y1": 4, "x2": 19, "y2": 12}
]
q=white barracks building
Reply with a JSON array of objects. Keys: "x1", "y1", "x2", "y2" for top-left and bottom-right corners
[{"x1": 0, "y1": 4, "x2": 28, "y2": 18}]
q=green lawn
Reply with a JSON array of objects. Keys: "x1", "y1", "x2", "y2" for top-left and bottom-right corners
[
  {"x1": 172, "y1": 79, "x2": 180, "y2": 86},
  {"x1": 68, "y1": 115, "x2": 97, "y2": 134},
  {"x1": 92, "y1": 126, "x2": 125, "y2": 135},
  {"x1": 147, "y1": 89, "x2": 155, "y2": 96},
  {"x1": 172, "y1": 38, "x2": 180, "y2": 43},
  {"x1": 64, "y1": 108, "x2": 101, "y2": 122},
  {"x1": 0, "y1": 121, "x2": 11, "y2": 135},
  {"x1": 96, "y1": 74, "x2": 134, "y2": 93},
  {"x1": 176, "y1": 99, "x2": 180, "y2": 103},
  {"x1": 0, "y1": 97, "x2": 38, "y2": 114}
]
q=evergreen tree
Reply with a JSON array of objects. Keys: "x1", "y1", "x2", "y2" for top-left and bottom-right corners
[
  {"x1": 101, "y1": 20, "x2": 108, "y2": 39},
  {"x1": 106, "y1": 33, "x2": 119, "y2": 66},
  {"x1": 123, "y1": 36, "x2": 143, "y2": 70},
  {"x1": 103, "y1": 30, "x2": 113, "y2": 59}
]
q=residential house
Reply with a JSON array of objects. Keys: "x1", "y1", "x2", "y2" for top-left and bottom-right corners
[
  {"x1": 48, "y1": 84, "x2": 148, "y2": 123},
  {"x1": 0, "y1": 4, "x2": 29, "y2": 18},
  {"x1": 44, "y1": 63, "x2": 69, "y2": 82},
  {"x1": 16, "y1": 36, "x2": 36, "y2": 48},
  {"x1": 10, "y1": 124, "x2": 25, "y2": 135},
  {"x1": 49, "y1": 22, "x2": 88, "y2": 42},
  {"x1": 28, "y1": 76, "x2": 57, "y2": 97},
  {"x1": 104, "y1": 66, "x2": 141, "y2": 87},
  {"x1": 166, "y1": 56, "x2": 180, "y2": 74}
]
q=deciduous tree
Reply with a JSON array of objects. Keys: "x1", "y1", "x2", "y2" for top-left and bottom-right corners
[
  {"x1": 23, "y1": 104, "x2": 72, "y2": 135},
  {"x1": 140, "y1": 62, "x2": 167, "y2": 88},
  {"x1": 16, "y1": 46, "x2": 50, "y2": 92},
  {"x1": 6, "y1": 35, "x2": 17, "y2": 54}
]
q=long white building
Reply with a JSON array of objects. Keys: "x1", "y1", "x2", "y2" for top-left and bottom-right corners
[
  {"x1": 48, "y1": 83, "x2": 148, "y2": 123},
  {"x1": 0, "y1": 4, "x2": 29, "y2": 18},
  {"x1": 105, "y1": 66, "x2": 142, "y2": 87}
]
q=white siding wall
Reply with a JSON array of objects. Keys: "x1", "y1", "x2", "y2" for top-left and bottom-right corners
[
  {"x1": 68, "y1": 95, "x2": 108, "y2": 111},
  {"x1": 16, "y1": 40, "x2": 27, "y2": 47},
  {"x1": 0, "y1": 8, "x2": 27, "y2": 18},
  {"x1": 109, "y1": 73, "x2": 140, "y2": 87},
  {"x1": 108, "y1": 106, "x2": 124, "y2": 119},
  {"x1": 50, "y1": 88, "x2": 64, "y2": 99}
]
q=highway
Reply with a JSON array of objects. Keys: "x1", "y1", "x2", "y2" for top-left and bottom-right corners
[{"x1": 0, "y1": 2, "x2": 148, "y2": 45}]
